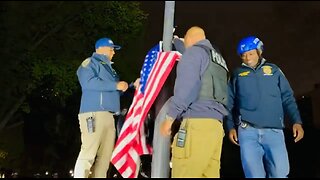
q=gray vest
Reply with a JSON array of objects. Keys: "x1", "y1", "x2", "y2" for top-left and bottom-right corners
[{"x1": 199, "y1": 48, "x2": 229, "y2": 106}]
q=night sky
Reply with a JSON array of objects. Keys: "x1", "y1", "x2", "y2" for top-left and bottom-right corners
[{"x1": 140, "y1": 1, "x2": 320, "y2": 96}]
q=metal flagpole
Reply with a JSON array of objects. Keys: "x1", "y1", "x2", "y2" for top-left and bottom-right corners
[
  {"x1": 162, "y1": 1, "x2": 175, "y2": 52},
  {"x1": 151, "y1": 98, "x2": 172, "y2": 178},
  {"x1": 151, "y1": 1, "x2": 175, "y2": 178}
]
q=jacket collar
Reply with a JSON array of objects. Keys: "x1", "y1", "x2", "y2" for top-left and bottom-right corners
[
  {"x1": 92, "y1": 52, "x2": 112, "y2": 65},
  {"x1": 242, "y1": 58, "x2": 266, "y2": 70}
]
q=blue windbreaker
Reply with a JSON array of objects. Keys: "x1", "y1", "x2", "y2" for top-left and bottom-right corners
[
  {"x1": 77, "y1": 53, "x2": 121, "y2": 114},
  {"x1": 226, "y1": 58, "x2": 302, "y2": 131}
]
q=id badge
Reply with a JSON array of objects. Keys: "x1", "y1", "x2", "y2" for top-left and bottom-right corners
[
  {"x1": 176, "y1": 129, "x2": 187, "y2": 148},
  {"x1": 86, "y1": 117, "x2": 95, "y2": 133}
]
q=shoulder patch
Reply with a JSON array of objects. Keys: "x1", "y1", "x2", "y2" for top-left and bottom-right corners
[
  {"x1": 262, "y1": 65, "x2": 273, "y2": 76},
  {"x1": 81, "y1": 58, "x2": 91, "y2": 67}
]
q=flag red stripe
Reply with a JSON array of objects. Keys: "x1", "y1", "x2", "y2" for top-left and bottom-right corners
[
  {"x1": 138, "y1": 52, "x2": 179, "y2": 130},
  {"x1": 111, "y1": 51, "x2": 181, "y2": 178}
]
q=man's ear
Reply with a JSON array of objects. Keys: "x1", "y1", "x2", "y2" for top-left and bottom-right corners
[{"x1": 96, "y1": 47, "x2": 102, "y2": 54}]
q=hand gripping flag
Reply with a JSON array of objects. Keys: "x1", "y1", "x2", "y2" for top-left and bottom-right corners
[{"x1": 111, "y1": 42, "x2": 181, "y2": 178}]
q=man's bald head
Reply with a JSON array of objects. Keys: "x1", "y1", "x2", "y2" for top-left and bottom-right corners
[{"x1": 184, "y1": 26, "x2": 206, "y2": 48}]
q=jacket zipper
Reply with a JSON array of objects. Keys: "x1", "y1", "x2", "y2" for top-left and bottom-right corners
[{"x1": 100, "y1": 92, "x2": 104, "y2": 110}]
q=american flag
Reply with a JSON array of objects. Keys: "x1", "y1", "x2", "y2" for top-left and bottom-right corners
[{"x1": 111, "y1": 42, "x2": 181, "y2": 178}]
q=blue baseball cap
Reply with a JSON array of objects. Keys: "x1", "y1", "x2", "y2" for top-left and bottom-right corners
[{"x1": 95, "y1": 37, "x2": 121, "y2": 50}]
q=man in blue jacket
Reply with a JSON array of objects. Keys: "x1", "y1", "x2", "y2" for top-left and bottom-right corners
[
  {"x1": 226, "y1": 36, "x2": 304, "y2": 178},
  {"x1": 73, "y1": 37, "x2": 132, "y2": 178}
]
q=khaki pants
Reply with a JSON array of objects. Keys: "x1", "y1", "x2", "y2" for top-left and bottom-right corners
[
  {"x1": 74, "y1": 111, "x2": 116, "y2": 178},
  {"x1": 171, "y1": 118, "x2": 224, "y2": 178}
]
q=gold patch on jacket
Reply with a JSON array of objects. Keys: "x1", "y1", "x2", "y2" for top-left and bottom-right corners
[
  {"x1": 81, "y1": 58, "x2": 91, "y2": 67},
  {"x1": 262, "y1": 66, "x2": 273, "y2": 76},
  {"x1": 239, "y1": 71, "x2": 250, "y2": 77}
]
